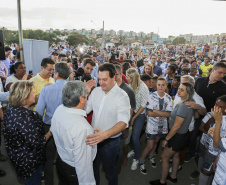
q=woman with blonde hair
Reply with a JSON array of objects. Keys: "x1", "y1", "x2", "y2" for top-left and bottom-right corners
[
  {"x1": 142, "y1": 63, "x2": 154, "y2": 77},
  {"x1": 126, "y1": 68, "x2": 149, "y2": 171},
  {"x1": 150, "y1": 82, "x2": 195, "y2": 185},
  {"x1": 4, "y1": 81, "x2": 52, "y2": 185}
]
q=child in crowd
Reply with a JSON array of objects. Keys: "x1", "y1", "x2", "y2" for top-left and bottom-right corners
[
  {"x1": 212, "y1": 95, "x2": 226, "y2": 185},
  {"x1": 141, "y1": 74, "x2": 152, "y2": 93},
  {"x1": 181, "y1": 68, "x2": 190, "y2": 76},
  {"x1": 139, "y1": 77, "x2": 173, "y2": 175},
  {"x1": 150, "y1": 76, "x2": 158, "y2": 93},
  {"x1": 197, "y1": 96, "x2": 226, "y2": 185},
  {"x1": 170, "y1": 75, "x2": 180, "y2": 99},
  {"x1": 166, "y1": 65, "x2": 176, "y2": 83}
]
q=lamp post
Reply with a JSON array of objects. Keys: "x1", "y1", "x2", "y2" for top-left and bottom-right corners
[{"x1": 17, "y1": 0, "x2": 24, "y2": 63}]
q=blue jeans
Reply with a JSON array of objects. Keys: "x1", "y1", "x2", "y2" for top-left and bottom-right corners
[
  {"x1": 132, "y1": 113, "x2": 146, "y2": 160},
  {"x1": 25, "y1": 165, "x2": 43, "y2": 185},
  {"x1": 93, "y1": 137, "x2": 120, "y2": 185}
]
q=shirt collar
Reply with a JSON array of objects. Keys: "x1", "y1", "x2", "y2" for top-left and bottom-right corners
[
  {"x1": 101, "y1": 82, "x2": 118, "y2": 94},
  {"x1": 37, "y1": 73, "x2": 51, "y2": 82},
  {"x1": 56, "y1": 79, "x2": 67, "y2": 84},
  {"x1": 62, "y1": 105, "x2": 87, "y2": 117}
]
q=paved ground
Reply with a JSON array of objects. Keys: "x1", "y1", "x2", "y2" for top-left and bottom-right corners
[{"x1": 0, "y1": 132, "x2": 199, "y2": 185}]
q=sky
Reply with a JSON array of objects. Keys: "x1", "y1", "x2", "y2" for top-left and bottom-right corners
[{"x1": 0, "y1": 0, "x2": 225, "y2": 38}]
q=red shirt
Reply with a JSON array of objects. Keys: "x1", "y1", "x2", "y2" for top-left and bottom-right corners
[{"x1": 115, "y1": 58, "x2": 125, "y2": 64}]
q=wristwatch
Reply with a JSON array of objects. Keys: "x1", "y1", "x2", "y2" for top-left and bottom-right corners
[{"x1": 197, "y1": 104, "x2": 201, "y2": 110}]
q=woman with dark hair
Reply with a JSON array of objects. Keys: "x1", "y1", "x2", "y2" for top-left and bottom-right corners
[
  {"x1": 122, "y1": 62, "x2": 131, "y2": 75},
  {"x1": 150, "y1": 82, "x2": 196, "y2": 185},
  {"x1": 5, "y1": 62, "x2": 33, "y2": 91},
  {"x1": 4, "y1": 81, "x2": 52, "y2": 185}
]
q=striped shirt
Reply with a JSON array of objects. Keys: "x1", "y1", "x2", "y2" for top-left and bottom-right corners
[{"x1": 133, "y1": 82, "x2": 149, "y2": 114}]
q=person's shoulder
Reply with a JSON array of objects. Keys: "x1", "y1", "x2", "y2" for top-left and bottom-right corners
[
  {"x1": 29, "y1": 75, "x2": 38, "y2": 82},
  {"x1": 49, "y1": 77, "x2": 55, "y2": 83},
  {"x1": 165, "y1": 93, "x2": 172, "y2": 100}
]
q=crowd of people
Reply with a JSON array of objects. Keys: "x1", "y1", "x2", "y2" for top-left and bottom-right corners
[{"x1": 0, "y1": 42, "x2": 225, "y2": 185}]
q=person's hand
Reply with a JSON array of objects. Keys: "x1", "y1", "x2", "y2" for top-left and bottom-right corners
[
  {"x1": 208, "y1": 127, "x2": 215, "y2": 137},
  {"x1": 211, "y1": 106, "x2": 222, "y2": 126},
  {"x1": 44, "y1": 83, "x2": 52, "y2": 87},
  {"x1": 27, "y1": 73, "x2": 33, "y2": 80},
  {"x1": 184, "y1": 101, "x2": 198, "y2": 109},
  {"x1": 84, "y1": 79, "x2": 95, "y2": 93},
  {"x1": 121, "y1": 129, "x2": 129, "y2": 139},
  {"x1": 22, "y1": 73, "x2": 28, "y2": 80},
  {"x1": 69, "y1": 72, "x2": 75, "y2": 81},
  {"x1": 162, "y1": 140, "x2": 168, "y2": 148},
  {"x1": 130, "y1": 117, "x2": 135, "y2": 126},
  {"x1": 86, "y1": 129, "x2": 107, "y2": 146}
]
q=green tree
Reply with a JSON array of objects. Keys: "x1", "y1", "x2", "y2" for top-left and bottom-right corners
[
  {"x1": 66, "y1": 34, "x2": 89, "y2": 46},
  {"x1": 172, "y1": 37, "x2": 186, "y2": 45}
]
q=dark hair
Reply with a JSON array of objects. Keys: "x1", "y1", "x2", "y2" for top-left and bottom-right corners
[
  {"x1": 173, "y1": 75, "x2": 181, "y2": 82},
  {"x1": 190, "y1": 67, "x2": 198, "y2": 72},
  {"x1": 213, "y1": 62, "x2": 226, "y2": 70},
  {"x1": 84, "y1": 59, "x2": 95, "y2": 67},
  {"x1": 140, "y1": 74, "x2": 152, "y2": 81},
  {"x1": 98, "y1": 63, "x2": 116, "y2": 78},
  {"x1": 168, "y1": 65, "x2": 176, "y2": 73},
  {"x1": 82, "y1": 54, "x2": 91, "y2": 60},
  {"x1": 204, "y1": 56, "x2": 210, "y2": 60},
  {"x1": 151, "y1": 76, "x2": 158, "y2": 81},
  {"x1": 169, "y1": 58, "x2": 176, "y2": 62},
  {"x1": 41, "y1": 58, "x2": 55, "y2": 68},
  {"x1": 171, "y1": 63, "x2": 178, "y2": 69},
  {"x1": 220, "y1": 60, "x2": 226, "y2": 63},
  {"x1": 216, "y1": 95, "x2": 226, "y2": 103},
  {"x1": 59, "y1": 54, "x2": 66, "y2": 59},
  {"x1": 181, "y1": 68, "x2": 190, "y2": 74},
  {"x1": 183, "y1": 59, "x2": 190, "y2": 64},
  {"x1": 122, "y1": 62, "x2": 130, "y2": 75},
  {"x1": 10, "y1": 62, "x2": 24, "y2": 74},
  {"x1": 55, "y1": 62, "x2": 70, "y2": 79},
  {"x1": 5, "y1": 46, "x2": 12, "y2": 52}
]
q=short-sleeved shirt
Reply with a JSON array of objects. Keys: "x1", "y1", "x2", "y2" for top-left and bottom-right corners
[
  {"x1": 169, "y1": 103, "x2": 194, "y2": 134},
  {"x1": 29, "y1": 73, "x2": 55, "y2": 110},
  {"x1": 146, "y1": 91, "x2": 173, "y2": 134},
  {"x1": 199, "y1": 64, "x2": 213, "y2": 77},
  {"x1": 5, "y1": 75, "x2": 19, "y2": 89},
  {"x1": 119, "y1": 82, "x2": 136, "y2": 109}
]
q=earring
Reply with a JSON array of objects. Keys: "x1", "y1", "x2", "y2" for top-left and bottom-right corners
[{"x1": 23, "y1": 101, "x2": 27, "y2": 105}]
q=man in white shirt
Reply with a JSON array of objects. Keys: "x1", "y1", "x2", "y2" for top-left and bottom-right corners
[
  {"x1": 51, "y1": 81, "x2": 96, "y2": 185},
  {"x1": 86, "y1": 63, "x2": 130, "y2": 185}
]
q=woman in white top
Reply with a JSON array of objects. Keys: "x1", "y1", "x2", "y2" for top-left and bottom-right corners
[
  {"x1": 5, "y1": 62, "x2": 32, "y2": 91},
  {"x1": 126, "y1": 68, "x2": 149, "y2": 171}
]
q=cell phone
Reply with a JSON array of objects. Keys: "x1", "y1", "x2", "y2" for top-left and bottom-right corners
[{"x1": 29, "y1": 70, "x2": 33, "y2": 74}]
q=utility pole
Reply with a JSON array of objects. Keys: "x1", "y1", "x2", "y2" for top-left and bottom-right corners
[
  {"x1": 17, "y1": 0, "x2": 24, "y2": 63},
  {"x1": 102, "y1": 21, "x2": 105, "y2": 48}
]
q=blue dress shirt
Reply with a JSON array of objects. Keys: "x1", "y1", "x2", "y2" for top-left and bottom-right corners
[{"x1": 36, "y1": 79, "x2": 67, "y2": 125}]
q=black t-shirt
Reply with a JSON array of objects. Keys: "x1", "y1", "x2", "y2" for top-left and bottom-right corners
[
  {"x1": 119, "y1": 82, "x2": 136, "y2": 109},
  {"x1": 195, "y1": 76, "x2": 226, "y2": 112}
]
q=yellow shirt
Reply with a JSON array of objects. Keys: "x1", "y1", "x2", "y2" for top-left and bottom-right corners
[
  {"x1": 29, "y1": 73, "x2": 55, "y2": 110},
  {"x1": 199, "y1": 64, "x2": 213, "y2": 77}
]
